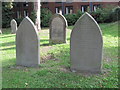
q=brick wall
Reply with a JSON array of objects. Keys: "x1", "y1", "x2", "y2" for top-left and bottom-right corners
[
  {"x1": 41, "y1": 2, "x2": 119, "y2": 14},
  {"x1": 12, "y1": 2, "x2": 34, "y2": 19}
]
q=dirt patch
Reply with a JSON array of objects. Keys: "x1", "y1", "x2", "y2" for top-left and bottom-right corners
[
  {"x1": 59, "y1": 66, "x2": 71, "y2": 73},
  {"x1": 103, "y1": 56, "x2": 113, "y2": 63},
  {"x1": 41, "y1": 54, "x2": 59, "y2": 63},
  {"x1": 40, "y1": 46, "x2": 53, "y2": 54},
  {"x1": 59, "y1": 66, "x2": 111, "y2": 77},
  {"x1": 41, "y1": 54, "x2": 57, "y2": 63}
]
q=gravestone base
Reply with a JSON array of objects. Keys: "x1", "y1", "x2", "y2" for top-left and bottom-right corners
[
  {"x1": 71, "y1": 67, "x2": 102, "y2": 74},
  {"x1": 16, "y1": 64, "x2": 40, "y2": 68},
  {"x1": 49, "y1": 39, "x2": 66, "y2": 44}
]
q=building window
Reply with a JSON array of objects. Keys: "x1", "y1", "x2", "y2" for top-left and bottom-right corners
[
  {"x1": 42, "y1": 2, "x2": 48, "y2": 4},
  {"x1": 66, "y1": 0, "x2": 73, "y2": 3},
  {"x1": 65, "y1": 6, "x2": 73, "y2": 14},
  {"x1": 24, "y1": 10, "x2": 29, "y2": 17},
  {"x1": 82, "y1": 0, "x2": 88, "y2": 1},
  {"x1": 17, "y1": 11, "x2": 21, "y2": 19},
  {"x1": 55, "y1": 0, "x2": 62, "y2": 3},
  {"x1": 23, "y1": 2, "x2": 29, "y2": 7},
  {"x1": 93, "y1": 5, "x2": 100, "y2": 12},
  {"x1": 16, "y1": 2, "x2": 20, "y2": 7},
  {"x1": 55, "y1": 7, "x2": 62, "y2": 14},
  {"x1": 81, "y1": 5, "x2": 89, "y2": 12},
  {"x1": 56, "y1": 2, "x2": 62, "y2": 3}
]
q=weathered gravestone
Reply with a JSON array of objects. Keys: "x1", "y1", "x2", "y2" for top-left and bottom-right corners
[
  {"x1": 16, "y1": 17, "x2": 40, "y2": 67},
  {"x1": 11, "y1": 19, "x2": 17, "y2": 34},
  {"x1": 50, "y1": 14, "x2": 68, "y2": 44},
  {"x1": 0, "y1": 29, "x2": 2, "y2": 34},
  {"x1": 70, "y1": 12, "x2": 103, "y2": 73}
]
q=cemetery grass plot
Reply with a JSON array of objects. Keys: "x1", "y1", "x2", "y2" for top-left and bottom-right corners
[{"x1": 1, "y1": 22, "x2": 118, "y2": 88}]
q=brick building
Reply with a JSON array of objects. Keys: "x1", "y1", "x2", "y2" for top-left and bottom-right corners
[
  {"x1": 12, "y1": 0, "x2": 40, "y2": 30},
  {"x1": 12, "y1": 2, "x2": 33, "y2": 19},
  {"x1": 41, "y1": 1, "x2": 119, "y2": 15},
  {"x1": 12, "y1": 1, "x2": 119, "y2": 29}
]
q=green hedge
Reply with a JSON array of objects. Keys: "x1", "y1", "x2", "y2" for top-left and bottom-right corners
[
  {"x1": 41, "y1": 8, "x2": 52, "y2": 27},
  {"x1": 2, "y1": 2, "x2": 37, "y2": 28},
  {"x1": 14, "y1": 11, "x2": 37, "y2": 26},
  {"x1": 64, "y1": 6, "x2": 120, "y2": 26},
  {"x1": 91, "y1": 6, "x2": 120, "y2": 23},
  {"x1": 2, "y1": 2, "x2": 13, "y2": 28},
  {"x1": 110, "y1": 6, "x2": 120, "y2": 21},
  {"x1": 64, "y1": 10, "x2": 83, "y2": 26}
]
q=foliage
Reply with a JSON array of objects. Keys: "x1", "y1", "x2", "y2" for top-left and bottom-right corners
[
  {"x1": 64, "y1": 14, "x2": 77, "y2": 26},
  {"x1": 110, "y1": 6, "x2": 120, "y2": 21},
  {"x1": 2, "y1": 2, "x2": 13, "y2": 28},
  {"x1": 29, "y1": 11, "x2": 37, "y2": 24},
  {"x1": 91, "y1": 6, "x2": 113, "y2": 23},
  {"x1": 14, "y1": 3, "x2": 37, "y2": 26},
  {"x1": 15, "y1": 18, "x2": 24, "y2": 26},
  {"x1": 64, "y1": 10, "x2": 83, "y2": 26},
  {"x1": 41, "y1": 8, "x2": 53, "y2": 27},
  {"x1": 14, "y1": 11, "x2": 37, "y2": 27}
]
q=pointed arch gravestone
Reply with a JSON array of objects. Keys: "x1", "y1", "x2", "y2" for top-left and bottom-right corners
[
  {"x1": 0, "y1": 29, "x2": 2, "y2": 34},
  {"x1": 70, "y1": 12, "x2": 103, "y2": 73},
  {"x1": 49, "y1": 14, "x2": 68, "y2": 44},
  {"x1": 16, "y1": 17, "x2": 40, "y2": 67},
  {"x1": 11, "y1": 19, "x2": 17, "y2": 34}
]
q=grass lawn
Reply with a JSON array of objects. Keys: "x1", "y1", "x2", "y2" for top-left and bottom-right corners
[{"x1": 0, "y1": 22, "x2": 118, "y2": 88}]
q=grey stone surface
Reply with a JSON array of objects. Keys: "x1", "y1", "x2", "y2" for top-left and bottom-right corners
[
  {"x1": 49, "y1": 14, "x2": 68, "y2": 44},
  {"x1": 16, "y1": 17, "x2": 40, "y2": 67},
  {"x1": 70, "y1": 12, "x2": 103, "y2": 73},
  {"x1": 11, "y1": 19, "x2": 17, "y2": 34},
  {"x1": 0, "y1": 29, "x2": 2, "y2": 34}
]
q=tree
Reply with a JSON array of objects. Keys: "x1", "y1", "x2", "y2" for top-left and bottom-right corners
[
  {"x1": 2, "y1": 2, "x2": 13, "y2": 28},
  {"x1": 41, "y1": 8, "x2": 52, "y2": 27}
]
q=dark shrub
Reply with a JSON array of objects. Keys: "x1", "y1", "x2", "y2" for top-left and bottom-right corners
[
  {"x1": 15, "y1": 11, "x2": 36, "y2": 27},
  {"x1": 110, "y1": 6, "x2": 120, "y2": 21},
  {"x1": 41, "y1": 8, "x2": 52, "y2": 27},
  {"x1": 64, "y1": 10, "x2": 83, "y2": 26},
  {"x1": 30, "y1": 11, "x2": 37, "y2": 24},
  {"x1": 2, "y1": 2, "x2": 13, "y2": 28},
  {"x1": 91, "y1": 7, "x2": 113, "y2": 23},
  {"x1": 64, "y1": 14, "x2": 77, "y2": 26},
  {"x1": 91, "y1": 5, "x2": 120, "y2": 23}
]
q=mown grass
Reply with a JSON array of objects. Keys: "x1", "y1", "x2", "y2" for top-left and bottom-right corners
[{"x1": 0, "y1": 22, "x2": 118, "y2": 88}]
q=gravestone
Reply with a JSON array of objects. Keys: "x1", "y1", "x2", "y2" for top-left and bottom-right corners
[
  {"x1": 0, "y1": 29, "x2": 2, "y2": 34},
  {"x1": 50, "y1": 14, "x2": 68, "y2": 44},
  {"x1": 16, "y1": 17, "x2": 40, "y2": 67},
  {"x1": 11, "y1": 19, "x2": 17, "y2": 34},
  {"x1": 70, "y1": 12, "x2": 103, "y2": 73}
]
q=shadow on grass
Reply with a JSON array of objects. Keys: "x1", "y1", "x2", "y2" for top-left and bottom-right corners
[
  {"x1": 1, "y1": 34, "x2": 15, "y2": 38},
  {"x1": 40, "y1": 39, "x2": 60, "y2": 46},
  {"x1": 100, "y1": 22, "x2": 118, "y2": 37},
  {"x1": 2, "y1": 41, "x2": 15, "y2": 47},
  {"x1": 40, "y1": 39, "x2": 49, "y2": 46},
  {"x1": 2, "y1": 58, "x2": 16, "y2": 68},
  {"x1": 2, "y1": 28, "x2": 11, "y2": 35},
  {"x1": 2, "y1": 47, "x2": 16, "y2": 51},
  {"x1": 67, "y1": 38, "x2": 70, "y2": 41},
  {"x1": 103, "y1": 46, "x2": 118, "y2": 59}
]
